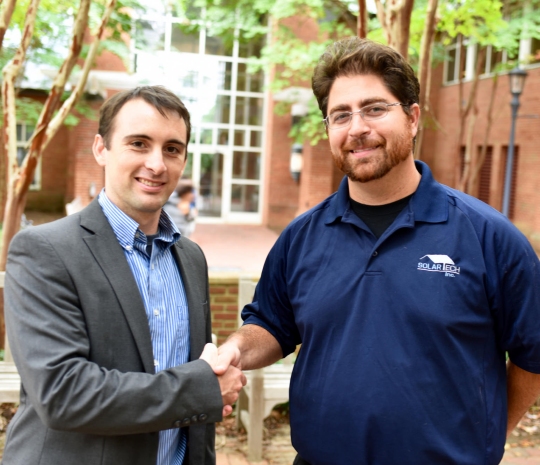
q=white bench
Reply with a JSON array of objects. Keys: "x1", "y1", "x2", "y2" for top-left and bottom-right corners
[
  {"x1": 0, "y1": 271, "x2": 21, "y2": 403},
  {"x1": 234, "y1": 277, "x2": 295, "y2": 462}
]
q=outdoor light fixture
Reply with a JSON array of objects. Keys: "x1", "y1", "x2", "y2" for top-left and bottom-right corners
[
  {"x1": 89, "y1": 182, "x2": 97, "y2": 199},
  {"x1": 290, "y1": 143, "x2": 303, "y2": 182},
  {"x1": 502, "y1": 66, "x2": 528, "y2": 217},
  {"x1": 290, "y1": 102, "x2": 308, "y2": 183},
  {"x1": 273, "y1": 87, "x2": 312, "y2": 184}
]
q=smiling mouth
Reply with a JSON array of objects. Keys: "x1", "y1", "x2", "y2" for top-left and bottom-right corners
[
  {"x1": 350, "y1": 146, "x2": 379, "y2": 154},
  {"x1": 137, "y1": 178, "x2": 165, "y2": 187}
]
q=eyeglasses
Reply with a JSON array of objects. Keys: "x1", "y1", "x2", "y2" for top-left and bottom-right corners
[{"x1": 323, "y1": 102, "x2": 409, "y2": 130}]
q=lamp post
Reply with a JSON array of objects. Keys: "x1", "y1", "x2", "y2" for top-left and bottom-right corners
[
  {"x1": 290, "y1": 102, "x2": 308, "y2": 182},
  {"x1": 502, "y1": 66, "x2": 527, "y2": 217}
]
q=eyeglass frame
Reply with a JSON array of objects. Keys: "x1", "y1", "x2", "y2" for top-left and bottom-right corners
[{"x1": 323, "y1": 102, "x2": 410, "y2": 130}]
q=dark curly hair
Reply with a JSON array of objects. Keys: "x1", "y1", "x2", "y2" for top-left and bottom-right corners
[{"x1": 312, "y1": 37, "x2": 419, "y2": 119}]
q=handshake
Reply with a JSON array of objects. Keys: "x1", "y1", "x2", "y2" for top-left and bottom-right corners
[{"x1": 200, "y1": 342, "x2": 246, "y2": 417}]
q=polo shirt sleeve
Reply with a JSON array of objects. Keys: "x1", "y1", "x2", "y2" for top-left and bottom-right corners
[
  {"x1": 490, "y1": 222, "x2": 540, "y2": 374},
  {"x1": 241, "y1": 227, "x2": 301, "y2": 358}
]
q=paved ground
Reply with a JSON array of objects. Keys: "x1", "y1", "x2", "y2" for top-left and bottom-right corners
[
  {"x1": 214, "y1": 421, "x2": 540, "y2": 465},
  {"x1": 190, "y1": 223, "x2": 279, "y2": 274}
]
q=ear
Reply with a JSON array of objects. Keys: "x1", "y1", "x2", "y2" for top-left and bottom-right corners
[
  {"x1": 92, "y1": 134, "x2": 107, "y2": 167},
  {"x1": 408, "y1": 103, "x2": 421, "y2": 138}
]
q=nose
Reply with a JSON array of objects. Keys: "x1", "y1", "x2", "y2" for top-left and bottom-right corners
[
  {"x1": 144, "y1": 147, "x2": 167, "y2": 174},
  {"x1": 348, "y1": 112, "x2": 371, "y2": 138}
]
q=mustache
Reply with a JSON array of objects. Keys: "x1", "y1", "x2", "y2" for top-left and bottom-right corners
[{"x1": 343, "y1": 136, "x2": 385, "y2": 151}]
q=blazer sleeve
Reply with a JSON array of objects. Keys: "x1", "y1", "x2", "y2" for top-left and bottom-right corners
[{"x1": 5, "y1": 227, "x2": 223, "y2": 436}]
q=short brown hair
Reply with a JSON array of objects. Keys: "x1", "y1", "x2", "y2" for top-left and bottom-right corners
[
  {"x1": 312, "y1": 37, "x2": 420, "y2": 118},
  {"x1": 98, "y1": 86, "x2": 191, "y2": 156}
]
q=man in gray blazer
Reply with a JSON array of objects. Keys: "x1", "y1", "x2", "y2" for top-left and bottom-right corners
[{"x1": 3, "y1": 86, "x2": 245, "y2": 465}]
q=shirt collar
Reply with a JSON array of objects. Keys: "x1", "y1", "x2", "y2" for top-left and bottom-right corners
[
  {"x1": 324, "y1": 160, "x2": 448, "y2": 225},
  {"x1": 98, "y1": 190, "x2": 181, "y2": 250}
]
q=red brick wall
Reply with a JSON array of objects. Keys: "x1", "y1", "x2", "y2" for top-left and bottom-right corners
[
  {"x1": 263, "y1": 16, "x2": 321, "y2": 231},
  {"x1": 209, "y1": 275, "x2": 240, "y2": 345},
  {"x1": 296, "y1": 139, "x2": 335, "y2": 215},
  {"x1": 66, "y1": 107, "x2": 104, "y2": 207},
  {"x1": 25, "y1": 126, "x2": 70, "y2": 212},
  {"x1": 263, "y1": 103, "x2": 301, "y2": 230},
  {"x1": 208, "y1": 274, "x2": 261, "y2": 345},
  {"x1": 424, "y1": 64, "x2": 540, "y2": 249}
]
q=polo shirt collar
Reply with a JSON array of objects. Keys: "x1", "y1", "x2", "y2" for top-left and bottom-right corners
[
  {"x1": 98, "y1": 190, "x2": 180, "y2": 251},
  {"x1": 324, "y1": 160, "x2": 448, "y2": 225}
]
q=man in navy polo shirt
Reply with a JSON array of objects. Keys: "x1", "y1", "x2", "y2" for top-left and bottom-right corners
[{"x1": 215, "y1": 38, "x2": 540, "y2": 464}]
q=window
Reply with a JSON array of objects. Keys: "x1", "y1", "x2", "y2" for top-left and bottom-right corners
[
  {"x1": 16, "y1": 123, "x2": 40, "y2": 190},
  {"x1": 478, "y1": 45, "x2": 506, "y2": 76},
  {"x1": 444, "y1": 36, "x2": 469, "y2": 84}
]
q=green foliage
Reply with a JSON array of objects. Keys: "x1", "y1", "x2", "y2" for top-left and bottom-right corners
[
  {"x1": 2, "y1": 0, "x2": 143, "y2": 75},
  {"x1": 437, "y1": 0, "x2": 506, "y2": 46},
  {"x1": 0, "y1": 96, "x2": 97, "y2": 128},
  {"x1": 289, "y1": 97, "x2": 328, "y2": 145}
]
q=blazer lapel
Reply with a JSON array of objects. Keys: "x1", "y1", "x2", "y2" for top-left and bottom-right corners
[
  {"x1": 172, "y1": 240, "x2": 207, "y2": 361},
  {"x1": 79, "y1": 200, "x2": 155, "y2": 374}
]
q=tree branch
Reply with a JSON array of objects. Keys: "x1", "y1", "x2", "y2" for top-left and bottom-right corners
[
  {"x1": 44, "y1": 0, "x2": 118, "y2": 150},
  {"x1": 374, "y1": 0, "x2": 389, "y2": 44},
  {"x1": 357, "y1": 0, "x2": 368, "y2": 38},
  {"x1": 418, "y1": 0, "x2": 438, "y2": 109},
  {"x1": 2, "y1": 0, "x2": 40, "y2": 183},
  {"x1": 18, "y1": 0, "x2": 90, "y2": 196},
  {"x1": 0, "y1": 0, "x2": 40, "y2": 271},
  {"x1": 0, "y1": 0, "x2": 17, "y2": 50}
]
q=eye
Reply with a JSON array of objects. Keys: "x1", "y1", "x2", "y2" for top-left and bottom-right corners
[
  {"x1": 331, "y1": 112, "x2": 351, "y2": 124},
  {"x1": 363, "y1": 104, "x2": 387, "y2": 117},
  {"x1": 164, "y1": 145, "x2": 183, "y2": 156},
  {"x1": 131, "y1": 140, "x2": 145, "y2": 149}
]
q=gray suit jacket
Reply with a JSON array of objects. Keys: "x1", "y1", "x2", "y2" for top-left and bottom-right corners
[{"x1": 3, "y1": 199, "x2": 222, "y2": 465}]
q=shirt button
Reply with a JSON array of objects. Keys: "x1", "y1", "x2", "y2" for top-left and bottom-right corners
[
  {"x1": 372, "y1": 251, "x2": 378, "y2": 257},
  {"x1": 151, "y1": 264, "x2": 155, "y2": 270},
  {"x1": 154, "y1": 359, "x2": 159, "y2": 367},
  {"x1": 125, "y1": 245, "x2": 132, "y2": 251},
  {"x1": 153, "y1": 309, "x2": 160, "y2": 316}
]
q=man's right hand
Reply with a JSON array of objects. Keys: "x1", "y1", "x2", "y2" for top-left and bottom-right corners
[{"x1": 200, "y1": 343, "x2": 246, "y2": 416}]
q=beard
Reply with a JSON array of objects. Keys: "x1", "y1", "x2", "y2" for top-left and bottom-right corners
[{"x1": 332, "y1": 130, "x2": 414, "y2": 183}]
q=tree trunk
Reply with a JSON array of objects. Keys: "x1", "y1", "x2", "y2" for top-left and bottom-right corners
[
  {"x1": 458, "y1": 106, "x2": 478, "y2": 192},
  {"x1": 0, "y1": 0, "x2": 116, "y2": 271},
  {"x1": 44, "y1": 0, "x2": 117, "y2": 149},
  {"x1": 455, "y1": 45, "x2": 486, "y2": 191},
  {"x1": 357, "y1": 0, "x2": 368, "y2": 38},
  {"x1": 0, "y1": 0, "x2": 40, "y2": 271},
  {"x1": 415, "y1": 0, "x2": 439, "y2": 160},
  {"x1": 374, "y1": 0, "x2": 415, "y2": 59},
  {"x1": 0, "y1": 0, "x2": 17, "y2": 50},
  {"x1": 21, "y1": 0, "x2": 90, "y2": 185},
  {"x1": 469, "y1": 73, "x2": 499, "y2": 195}
]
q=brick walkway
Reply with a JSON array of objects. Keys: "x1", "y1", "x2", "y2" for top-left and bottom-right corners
[
  {"x1": 502, "y1": 447, "x2": 540, "y2": 464},
  {"x1": 190, "y1": 224, "x2": 279, "y2": 274}
]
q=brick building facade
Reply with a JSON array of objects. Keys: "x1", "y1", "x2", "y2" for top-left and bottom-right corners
[{"x1": 424, "y1": 63, "x2": 540, "y2": 250}]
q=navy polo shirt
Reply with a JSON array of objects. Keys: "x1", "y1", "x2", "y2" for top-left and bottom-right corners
[{"x1": 242, "y1": 161, "x2": 540, "y2": 465}]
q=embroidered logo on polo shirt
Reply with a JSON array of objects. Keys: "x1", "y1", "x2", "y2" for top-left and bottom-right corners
[{"x1": 417, "y1": 255, "x2": 460, "y2": 277}]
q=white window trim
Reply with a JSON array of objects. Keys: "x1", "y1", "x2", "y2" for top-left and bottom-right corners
[{"x1": 16, "y1": 122, "x2": 41, "y2": 191}]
